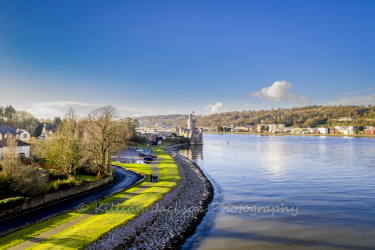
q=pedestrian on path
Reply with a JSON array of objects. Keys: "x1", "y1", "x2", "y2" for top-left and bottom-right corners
[{"x1": 150, "y1": 174, "x2": 154, "y2": 182}]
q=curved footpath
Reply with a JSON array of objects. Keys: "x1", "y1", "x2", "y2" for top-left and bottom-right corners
[{"x1": 87, "y1": 146, "x2": 214, "y2": 249}]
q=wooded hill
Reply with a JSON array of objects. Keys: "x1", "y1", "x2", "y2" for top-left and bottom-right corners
[{"x1": 137, "y1": 105, "x2": 375, "y2": 128}]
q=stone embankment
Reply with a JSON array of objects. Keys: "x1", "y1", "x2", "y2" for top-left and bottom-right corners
[{"x1": 87, "y1": 146, "x2": 213, "y2": 249}]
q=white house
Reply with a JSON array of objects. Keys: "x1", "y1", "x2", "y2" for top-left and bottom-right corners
[
  {"x1": 38, "y1": 124, "x2": 54, "y2": 140},
  {"x1": 0, "y1": 126, "x2": 30, "y2": 141},
  {"x1": 263, "y1": 124, "x2": 285, "y2": 133},
  {"x1": 0, "y1": 139, "x2": 31, "y2": 160},
  {"x1": 337, "y1": 117, "x2": 355, "y2": 122},
  {"x1": 317, "y1": 127, "x2": 329, "y2": 134}
]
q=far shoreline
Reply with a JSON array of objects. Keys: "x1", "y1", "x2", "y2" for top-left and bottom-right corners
[{"x1": 204, "y1": 132, "x2": 375, "y2": 138}]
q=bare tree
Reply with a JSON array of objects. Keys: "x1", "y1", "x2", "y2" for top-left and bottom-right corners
[{"x1": 81, "y1": 106, "x2": 121, "y2": 177}]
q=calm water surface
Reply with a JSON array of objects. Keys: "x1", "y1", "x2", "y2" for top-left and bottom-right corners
[{"x1": 180, "y1": 134, "x2": 375, "y2": 250}]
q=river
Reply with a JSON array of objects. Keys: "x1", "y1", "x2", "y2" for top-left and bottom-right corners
[{"x1": 180, "y1": 134, "x2": 375, "y2": 250}]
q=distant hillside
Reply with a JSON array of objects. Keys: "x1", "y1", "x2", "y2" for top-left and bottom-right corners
[
  {"x1": 136, "y1": 105, "x2": 375, "y2": 128},
  {"x1": 137, "y1": 114, "x2": 189, "y2": 128}
]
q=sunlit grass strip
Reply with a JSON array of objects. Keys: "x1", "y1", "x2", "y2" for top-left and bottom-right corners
[
  {"x1": 29, "y1": 150, "x2": 179, "y2": 250},
  {"x1": 0, "y1": 164, "x2": 152, "y2": 250}
]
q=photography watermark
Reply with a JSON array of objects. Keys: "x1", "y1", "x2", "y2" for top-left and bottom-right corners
[
  {"x1": 76, "y1": 202, "x2": 298, "y2": 216},
  {"x1": 212, "y1": 203, "x2": 299, "y2": 216},
  {"x1": 76, "y1": 202, "x2": 205, "y2": 214}
]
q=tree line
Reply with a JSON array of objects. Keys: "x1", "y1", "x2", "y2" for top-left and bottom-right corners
[
  {"x1": 0, "y1": 106, "x2": 142, "y2": 201},
  {"x1": 0, "y1": 105, "x2": 62, "y2": 137},
  {"x1": 137, "y1": 105, "x2": 375, "y2": 128}
]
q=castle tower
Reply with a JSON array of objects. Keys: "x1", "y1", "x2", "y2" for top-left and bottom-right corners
[{"x1": 185, "y1": 114, "x2": 203, "y2": 145}]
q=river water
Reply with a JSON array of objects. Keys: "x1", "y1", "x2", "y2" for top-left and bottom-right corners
[{"x1": 180, "y1": 134, "x2": 375, "y2": 250}]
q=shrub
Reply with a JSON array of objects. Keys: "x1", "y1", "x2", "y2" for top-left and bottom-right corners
[
  {"x1": 49, "y1": 169, "x2": 69, "y2": 181},
  {"x1": 0, "y1": 196, "x2": 25, "y2": 211},
  {"x1": 76, "y1": 164, "x2": 98, "y2": 175},
  {"x1": 9, "y1": 166, "x2": 48, "y2": 198},
  {"x1": 0, "y1": 175, "x2": 10, "y2": 199},
  {"x1": 19, "y1": 154, "x2": 26, "y2": 161},
  {"x1": 47, "y1": 177, "x2": 78, "y2": 193}
]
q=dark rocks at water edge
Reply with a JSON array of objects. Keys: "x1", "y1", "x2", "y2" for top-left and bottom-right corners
[{"x1": 86, "y1": 146, "x2": 214, "y2": 250}]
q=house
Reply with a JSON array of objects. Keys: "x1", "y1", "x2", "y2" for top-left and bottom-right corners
[
  {"x1": 334, "y1": 126, "x2": 358, "y2": 134},
  {"x1": 337, "y1": 117, "x2": 355, "y2": 122},
  {"x1": 0, "y1": 139, "x2": 31, "y2": 160},
  {"x1": 265, "y1": 124, "x2": 284, "y2": 133},
  {"x1": 257, "y1": 124, "x2": 265, "y2": 133},
  {"x1": 0, "y1": 126, "x2": 30, "y2": 141},
  {"x1": 38, "y1": 124, "x2": 54, "y2": 140},
  {"x1": 234, "y1": 126, "x2": 250, "y2": 132},
  {"x1": 364, "y1": 126, "x2": 374, "y2": 135},
  {"x1": 317, "y1": 127, "x2": 330, "y2": 134}
]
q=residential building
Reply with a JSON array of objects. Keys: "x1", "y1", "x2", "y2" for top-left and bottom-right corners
[
  {"x1": 0, "y1": 126, "x2": 30, "y2": 141},
  {"x1": 337, "y1": 117, "x2": 355, "y2": 122},
  {"x1": 317, "y1": 127, "x2": 330, "y2": 134},
  {"x1": 0, "y1": 139, "x2": 31, "y2": 160},
  {"x1": 38, "y1": 124, "x2": 55, "y2": 140},
  {"x1": 257, "y1": 124, "x2": 265, "y2": 133},
  {"x1": 364, "y1": 126, "x2": 374, "y2": 135}
]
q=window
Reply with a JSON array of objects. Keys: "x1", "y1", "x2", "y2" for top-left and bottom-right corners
[{"x1": 23, "y1": 134, "x2": 27, "y2": 138}]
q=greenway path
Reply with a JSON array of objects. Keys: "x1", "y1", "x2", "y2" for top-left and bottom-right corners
[{"x1": 1, "y1": 155, "x2": 166, "y2": 250}]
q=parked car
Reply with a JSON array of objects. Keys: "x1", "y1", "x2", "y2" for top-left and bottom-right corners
[
  {"x1": 136, "y1": 148, "x2": 144, "y2": 152},
  {"x1": 138, "y1": 152, "x2": 147, "y2": 157},
  {"x1": 147, "y1": 154, "x2": 157, "y2": 159},
  {"x1": 144, "y1": 156, "x2": 155, "y2": 161}
]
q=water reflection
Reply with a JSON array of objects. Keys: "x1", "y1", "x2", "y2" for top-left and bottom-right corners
[
  {"x1": 181, "y1": 145, "x2": 204, "y2": 163},
  {"x1": 180, "y1": 134, "x2": 375, "y2": 249}
]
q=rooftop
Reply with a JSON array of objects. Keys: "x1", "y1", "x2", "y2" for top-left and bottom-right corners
[{"x1": 0, "y1": 139, "x2": 30, "y2": 147}]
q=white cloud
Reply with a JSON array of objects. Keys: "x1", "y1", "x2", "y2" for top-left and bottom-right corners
[
  {"x1": 169, "y1": 111, "x2": 180, "y2": 114},
  {"x1": 204, "y1": 102, "x2": 228, "y2": 114},
  {"x1": 250, "y1": 81, "x2": 311, "y2": 106},
  {"x1": 342, "y1": 88, "x2": 375, "y2": 96},
  {"x1": 326, "y1": 94, "x2": 375, "y2": 106},
  {"x1": 251, "y1": 81, "x2": 291, "y2": 102},
  {"x1": 28, "y1": 101, "x2": 151, "y2": 119}
]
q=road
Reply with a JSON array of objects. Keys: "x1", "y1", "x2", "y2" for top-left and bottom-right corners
[{"x1": 0, "y1": 166, "x2": 141, "y2": 234}]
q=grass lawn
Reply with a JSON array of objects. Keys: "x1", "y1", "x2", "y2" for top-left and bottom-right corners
[
  {"x1": 0, "y1": 150, "x2": 180, "y2": 250},
  {"x1": 0, "y1": 163, "x2": 153, "y2": 250},
  {"x1": 29, "y1": 150, "x2": 179, "y2": 250},
  {"x1": 75, "y1": 175, "x2": 96, "y2": 182}
]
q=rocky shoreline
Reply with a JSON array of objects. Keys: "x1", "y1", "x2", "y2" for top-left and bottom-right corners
[{"x1": 87, "y1": 146, "x2": 213, "y2": 249}]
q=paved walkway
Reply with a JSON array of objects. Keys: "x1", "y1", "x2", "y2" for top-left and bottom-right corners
[{"x1": 10, "y1": 158, "x2": 162, "y2": 250}]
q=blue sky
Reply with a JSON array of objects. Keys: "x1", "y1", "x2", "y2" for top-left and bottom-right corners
[{"x1": 1, "y1": 0, "x2": 375, "y2": 118}]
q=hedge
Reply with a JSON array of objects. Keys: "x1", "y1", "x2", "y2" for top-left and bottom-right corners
[{"x1": 0, "y1": 196, "x2": 26, "y2": 211}]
